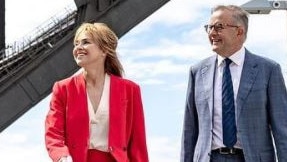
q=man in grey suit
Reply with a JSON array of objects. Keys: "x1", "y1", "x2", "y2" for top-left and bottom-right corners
[{"x1": 181, "y1": 5, "x2": 287, "y2": 162}]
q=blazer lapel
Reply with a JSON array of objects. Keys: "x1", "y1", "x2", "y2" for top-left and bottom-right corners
[
  {"x1": 201, "y1": 56, "x2": 217, "y2": 118},
  {"x1": 109, "y1": 75, "x2": 121, "y2": 126},
  {"x1": 108, "y1": 75, "x2": 125, "y2": 147},
  {"x1": 74, "y1": 73, "x2": 88, "y2": 112},
  {"x1": 237, "y1": 51, "x2": 259, "y2": 117}
]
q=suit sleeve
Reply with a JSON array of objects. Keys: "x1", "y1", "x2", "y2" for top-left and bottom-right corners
[
  {"x1": 128, "y1": 84, "x2": 149, "y2": 162},
  {"x1": 45, "y1": 82, "x2": 70, "y2": 162},
  {"x1": 267, "y1": 63, "x2": 287, "y2": 161},
  {"x1": 181, "y1": 67, "x2": 199, "y2": 162}
]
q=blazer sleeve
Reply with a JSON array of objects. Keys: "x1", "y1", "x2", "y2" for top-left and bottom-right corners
[
  {"x1": 267, "y1": 63, "x2": 287, "y2": 161},
  {"x1": 128, "y1": 84, "x2": 149, "y2": 162},
  {"x1": 181, "y1": 67, "x2": 199, "y2": 162},
  {"x1": 45, "y1": 82, "x2": 70, "y2": 162}
]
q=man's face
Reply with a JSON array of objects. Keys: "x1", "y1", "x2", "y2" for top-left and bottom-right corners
[{"x1": 207, "y1": 9, "x2": 242, "y2": 57}]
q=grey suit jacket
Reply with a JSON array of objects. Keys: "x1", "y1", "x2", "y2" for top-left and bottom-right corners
[{"x1": 181, "y1": 49, "x2": 287, "y2": 162}]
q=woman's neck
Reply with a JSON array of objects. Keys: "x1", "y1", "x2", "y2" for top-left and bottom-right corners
[{"x1": 83, "y1": 69, "x2": 105, "y2": 87}]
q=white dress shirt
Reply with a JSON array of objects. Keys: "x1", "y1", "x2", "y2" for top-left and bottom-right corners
[
  {"x1": 212, "y1": 46, "x2": 245, "y2": 150},
  {"x1": 87, "y1": 74, "x2": 110, "y2": 152}
]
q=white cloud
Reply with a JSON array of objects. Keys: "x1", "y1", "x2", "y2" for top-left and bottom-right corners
[
  {"x1": 0, "y1": 145, "x2": 49, "y2": 162},
  {"x1": 0, "y1": 118, "x2": 50, "y2": 161},
  {"x1": 170, "y1": 82, "x2": 188, "y2": 92},
  {"x1": 129, "y1": 0, "x2": 251, "y2": 35},
  {"x1": 5, "y1": 0, "x2": 75, "y2": 43},
  {"x1": 0, "y1": 132, "x2": 27, "y2": 144},
  {"x1": 140, "y1": 79, "x2": 165, "y2": 85},
  {"x1": 123, "y1": 39, "x2": 210, "y2": 60},
  {"x1": 0, "y1": 145, "x2": 49, "y2": 161},
  {"x1": 246, "y1": 10, "x2": 287, "y2": 46},
  {"x1": 122, "y1": 58, "x2": 189, "y2": 81},
  {"x1": 148, "y1": 136, "x2": 181, "y2": 162}
]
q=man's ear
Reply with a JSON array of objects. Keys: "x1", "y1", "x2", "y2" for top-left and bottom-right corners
[{"x1": 237, "y1": 27, "x2": 244, "y2": 37}]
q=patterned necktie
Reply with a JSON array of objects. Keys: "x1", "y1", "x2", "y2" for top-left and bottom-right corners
[{"x1": 222, "y1": 58, "x2": 237, "y2": 148}]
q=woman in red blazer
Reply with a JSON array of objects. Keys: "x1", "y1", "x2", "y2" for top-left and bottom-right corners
[{"x1": 45, "y1": 23, "x2": 148, "y2": 162}]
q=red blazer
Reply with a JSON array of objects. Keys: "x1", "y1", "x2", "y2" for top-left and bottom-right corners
[{"x1": 45, "y1": 73, "x2": 148, "y2": 162}]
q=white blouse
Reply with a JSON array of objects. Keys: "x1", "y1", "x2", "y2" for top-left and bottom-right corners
[{"x1": 87, "y1": 74, "x2": 110, "y2": 152}]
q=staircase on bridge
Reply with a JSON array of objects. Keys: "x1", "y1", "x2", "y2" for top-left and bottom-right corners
[{"x1": 0, "y1": 0, "x2": 170, "y2": 132}]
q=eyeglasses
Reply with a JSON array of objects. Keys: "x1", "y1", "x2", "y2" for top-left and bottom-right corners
[{"x1": 204, "y1": 23, "x2": 239, "y2": 33}]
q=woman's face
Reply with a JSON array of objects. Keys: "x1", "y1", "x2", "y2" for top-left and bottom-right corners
[{"x1": 73, "y1": 32, "x2": 106, "y2": 68}]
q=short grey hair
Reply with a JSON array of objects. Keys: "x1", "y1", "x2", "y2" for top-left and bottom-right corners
[{"x1": 212, "y1": 5, "x2": 249, "y2": 40}]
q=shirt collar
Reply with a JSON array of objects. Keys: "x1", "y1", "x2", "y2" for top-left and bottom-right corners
[{"x1": 217, "y1": 46, "x2": 245, "y2": 67}]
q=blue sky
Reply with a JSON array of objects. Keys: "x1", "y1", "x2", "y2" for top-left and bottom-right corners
[{"x1": 1, "y1": 0, "x2": 287, "y2": 161}]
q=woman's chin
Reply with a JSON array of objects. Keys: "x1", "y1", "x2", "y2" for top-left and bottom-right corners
[{"x1": 75, "y1": 60, "x2": 85, "y2": 67}]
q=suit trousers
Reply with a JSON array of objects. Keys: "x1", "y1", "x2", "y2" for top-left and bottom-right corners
[
  {"x1": 87, "y1": 149, "x2": 116, "y2": 162},
  {"x1": 210, "y1": 151, "x2": 245, "y2": 162}
]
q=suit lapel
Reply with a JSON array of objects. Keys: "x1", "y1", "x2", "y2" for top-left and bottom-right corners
[
  {"x1": 200, "y1": 56, "x2": 217, "y2": 118},
  {"x1": 237, "y1": 51, "x2": 259, "y2": 117},
  {"x1": 109, "y1": 75, "x2": 120, "y2": 126},
  {"x1": 108, "y1": 75, "x2": 124, "y2": 146},
  {"x1": 75, "y1": 73, "x2": 88, "y2": 112}
]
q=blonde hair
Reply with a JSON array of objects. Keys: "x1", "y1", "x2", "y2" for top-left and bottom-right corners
[{"x1": 74, "y1": 22, "x2": 124, "y2": 77}]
